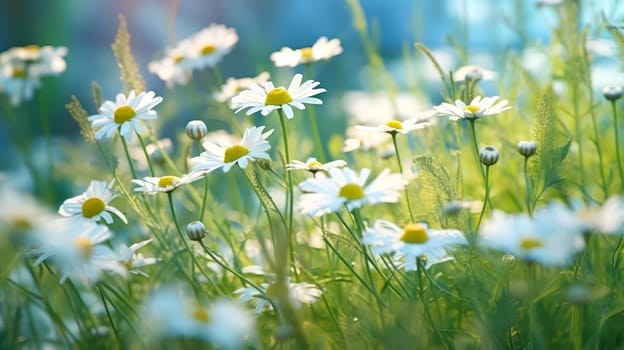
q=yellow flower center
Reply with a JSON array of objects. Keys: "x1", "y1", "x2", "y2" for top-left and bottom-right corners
[
  {"x1": 191, "y1": 306, "x2": 210, "y2": 323},
  {"x1": 157, "y1": 176, "x2": 179, "y2": 188},
  {"x1": 338, "y1": 183, "x2": 365, "y2": 201},
  {"x1": 265, "y1": 283, "x2": 279, "y2": 298},
  {"x1": 24, "y1": 45, "x2": 40, "y2": 54},
  {"x1": 223, "y1": 145, "x2": 250, "y2": 163},
  {"x1": 265, "y1": 87, "x2": 293, "y2": 106},
  {"x1": 12, "y1": 216, "x2": 33, "y2": 230},
  {"x1": 81, "y1": 198, "x2": 105, "y2": 218},
  {"x1": 301, "y1": 47, "x2": 314, "y2": 60},
  {"x1": 520, "y1": 237, "x2": 544, "y2": 250},
  {"x1": 171, "y1": 51, "x2": 185, "y2": 63},
  {"x1": 400, "y1": 223, "x2": 429, "y2": 244},
  {"x1": 200, "y1": 44, "x2": 216, "y2": 56},
  {"x1": 113, "y1": 105, "x2": 136, "y2": 124},
  {"x1": 385, "y1": 120, "x2": 403, "y2": 130},
  {"x1": 306, "y1": 160, "x2": 323, "y2": 170},
  {"x1": 11, "y1": 67, "x2": 27, "y2": 78},
  {"x1": 75, "y1": 236, "x2": 93, "y2": 259},
  {"x1": 464, "y1": 105, "x2": 480, "y2": 114}
]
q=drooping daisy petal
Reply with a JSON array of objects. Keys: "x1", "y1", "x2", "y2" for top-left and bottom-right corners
[{"x1": 58, "y1": 180, "x2": 127, "y2": 224}]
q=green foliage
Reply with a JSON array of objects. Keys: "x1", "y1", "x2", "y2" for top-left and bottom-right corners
[
  {"x1": 414, "y1": 156, "x2": 457, "y2": 221},
  {"x1": 111, "y1": 14, "x2": 145, "y2": 93},
  {"x1": 65, "y1": 95, "x2": 94, "y2": 143}
]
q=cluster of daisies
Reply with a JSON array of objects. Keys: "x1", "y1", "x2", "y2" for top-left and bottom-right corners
[{"x1": 0, "y1": 44, "x2": 67, "y2": 105}]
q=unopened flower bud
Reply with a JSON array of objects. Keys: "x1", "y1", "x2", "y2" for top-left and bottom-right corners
[
  {"x1": 479, "y1": 146, "x2": 499, "y2": 166},
  {"x1": 185, "y1": 120, "x2": 208, "y2": 141},
  {"x1": 465, "y1": 69, "x2": 483, "y2": 82},
  {"x1": 517, "y1": 141, "x2": 537, "y2": 158},
  {"x1": 186, "y1": 221, "x2": 206, "y2": 241},
  {"x1": 603, "y1": 85, "x2": 623, "y2": 101}
]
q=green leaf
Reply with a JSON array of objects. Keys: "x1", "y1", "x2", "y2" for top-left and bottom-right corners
[{"x1": 111, "y1": 14, "x2": 145, "y2": 93}]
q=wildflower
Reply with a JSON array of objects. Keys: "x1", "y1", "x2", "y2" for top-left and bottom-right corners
[
  {"x1": 115, "y1": 239, "x2": 159, "y2": 277},
  {"x1": 0, "y1": 45, "x2": 67, "y2": 105},
  {"x1": 88, "y1": 90, "x2": 163, "y2": 140},
  {"x1": 433, "y1": 96, "x2": 511, "y2": 121},
  {"x1": 191, "y1": 126, "x2": 273, "y2": 173},
  {"x1": 355, "y1": 118, "x2": 431, "y2": 135},
  {"x1": 185, "y1": 24, "x2": 238, "y2": 70},
  {"x1": 215, "y1": 72, "x2": 270, "y2": 103},
  {"x1": 186, "y1": 221, "x2": 207, "y2": 241},
  {"x1": 479, "y1": 146, "x2": 499, "y2": 166},
  {"x1": 298, "y1": 167, "x2": 407, "y2": 217},
  {"x1": 286, "y1": 157, "x2": 346, "y2": 175},
  {"x1": 517, "y1": 141, "x2": 537, "y2": 158},
  {"x1": 603, "y1": 85, "x2": 623, "y2": 101},
  {"x1": 362, "y1": 220, "x2": 466, "y2": 271},
  {"x1": 342, "y1": 126, "x2": 391, "y2": 153},
  {"x1": 235, "y1": 280, "x2": 323, "y2": 314},
  {"x1": 31, "y1": 218, "x2": 126, "y2": 283},
  {"x1": 479, "y1": 203, "x2": 585, "y2": 266},
  {"x1": 572, "y1": 196, "x2": 624, "y2": 234},
  {"x1": 185, "y1": 120, "x2": 208, "y2": 141},
  {"x1": 270, "y1": 36, "x2": 343, "y2": 67},
  {"x1": 342, "y1": 91, "x2": 431, "y2": 125},
  {"x1": 58, "y1": 180, "x2": 127, "y2": 224},
  {"x1": 148, "y1": 46, "x2": 194, "y2": 87},
  {"x1": 0, "y1": 185, "x2": 55, "y2": 246},
  {"x1": 142, "y1": 287, "x2": 255, "y2": 347},
  {"x1": 132, "y1": 172, "x2": 204, "y2": 194},
  {"x1": 231, "y1": 73, "x2": 325, "y2": 119},
  {"x1": 453, "y1": 65, "x2": 498, "y2": 82}
]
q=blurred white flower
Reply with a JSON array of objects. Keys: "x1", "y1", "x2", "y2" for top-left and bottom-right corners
[
  {"x1": 115, "y1": 239, "x2": 159, "y2": 277},
  {"x1": 342, "y1": 91, "x2": 429, "y2": 125},
  {"x1": 453, "y1": 64, "x2": 498, "y2": 82},
  {"x1": 270, "y1": 36, "x2": 343, "y2": 67},
  {"x1": 185, "y1": 24, "x2": 238, "y2": 70},
  {"x1": 0, "y1": 185, "x2": 55, "y2": 246},
  {"x1": 132, "y1": 172, "x2": 204, "y2": 194},
  {"x1": 433, "y1": 96, "x2": 511, "y2": 121},
  {"x1": 215, "y1": 72, "x2": 270, "y2": 103},
  {"x1": 148, "y1": 46, "x2": 194, "y2": 87},
  {"x1": 355, "y1": 118, "x2": 430, "y2": 135},
  {"x1": 287, "y1": 157, "x2": 346, "y2": 175},
  {"x1": 235, "y1": 280, "x2": 323, "y2": 314}
]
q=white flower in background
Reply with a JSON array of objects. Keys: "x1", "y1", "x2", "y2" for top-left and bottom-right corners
[
  {"x1": 232, "y1": 73, "x2": 325, "y2": 119},
  {"x1": 0, "y1": 45, "x2": 67, "y2": 105},
  {"x1": 215, "y1": 72, "x2": 270, "y2": 103},
  {"x1": 131, "y1": 138, "x2": 173, "y2": 170},
  {"x1": 298, "y1": 167, "x2": 407, "y2": 217},
  {"x1": 270, "y1": 36, "x2": 343, "y2": 67},
  {"x1": 0, "y1": 185, "x2": 55, "y2": 246},
  {"x1": 142, "y1": 287, "x2": 255, "y2": 347},
  {"x1": 343, "y1": 126, "x2": 391, "y2": 153},
  {"x1": 572, "y1": 196, "x2": 624, "y2": 234},
  {"x1": 235, "y1": 280, "x2": 323, "y2": 314},
  {"x1": 363, "y1": 220, "x2": 466, "y2": 271},
  {"x1": 342, "y1": 91, "x2": 431, "y2": 125},
  {"x1": 115, "y1": 239, "x2": 159, "y2": 277},
  {"x1": 148, "y1": 46, "x2": 194, "y2": 87},
  {"x1": 88, "y1": 90, "x2": 163, "y2": 140},
  {"x1": 191, "y1": 126, "x2": 273, "y2": 173},
  {"x1": 286, "y1": 157, "x2": 346, "y2": 175},
  {"x1": 536, "y1": 0, "x2": 563, "y2": 7},
  {"x1": 58, "y1": 180, "x2": 127, "y2": 224},
  {"x1": 185, "y1": 24, "x2": 238, "y2": 70},
  {"x1": 132, "y1": 172, "x2": 205, "y2": 194},
  {"x1": 433, "y1": 96, "x2": 511, "y2": 121},
  {"x1": 479, "y1": 203, "x2": 585, "y2": 266},
  {"x1": 31, "y1": 218, "x2": 126, "y2": 283},
  {"x1": 453, "y1": 65, "x2": 498, "y2": 82},
  {"x1": 355, "y1": 118, "x2": 431, "y2": 135},
  {"x1": 585, "y1": 39, "x2": 618, "y2": 58}
]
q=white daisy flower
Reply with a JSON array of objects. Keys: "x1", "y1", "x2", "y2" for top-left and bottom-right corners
[
  {"x1": 115, "y1": 239, "x2": 159, "y2": 277},
  {"x1": 132, "y1": 172, "x2": 205, "y2": 194},
  {"x1": 355, "y1": 118, "x2": 431, "y2": 135},
  {"x1": 298, "y1": 167, "x2": 407, "y2": 217},
  {"x1": 362, "y1": 220, "x2": 466, "y2": 271},
  {"x1": 235, "y1": 280, "x2": 323, "y2": 314},
  {"x1": 58, "y1": 180, "x2": 127, "y2": 224},
  {"x1": 479, "y1": 203, "x2": 585, "y2": 266},
  {"x1": 572, "y1": 196, "x2": 624, "y2": 234},
  {"x1": 286, "y1": 157, "x2": 346, "y2": 175},
  {"x1": 433, "y1": 96, "x2": 511, "y2": 121},
  {"x1": 343, "y1": 125, "x2": 391, "y2": 153},
  {"x1": 190, "y1": 126, "x2": 273, "y2": 173},
  {"x1": 148, "y1": 46, "x2": 194, "y2": 87},
  {"x1": 214, "y1": 72, "x2": 270, "y2": 103},
  {"x1": 88, "y1": 90, "x2": 163, "y2": 140},
  {"x1": 453, "y1": 65, "x2": 498, "y2": 82},
  {"x1": 0, "y1": 185, "x2": 56, "y2": 246},
  {"x1": 31, "y1": 218, "x2": 127, "y2": 283},
  {"x1": 270, "y1": 36, "x2": 343, "y2": 67},
  {"x1": 342, "y1": 91, "x2": 431, "y2": 125},
  {"x1": 142, "y1": 287, "x2": 255, "y2": 347},
  {"x1": 185, "y1": 24, "x2": 238, "y2": 70},
  {"x1": 231, "y1": 73, "x2": 326, "y2": 119},
  {"x1": 0, "y1": 45, "x2": 67, "y2": 106}
]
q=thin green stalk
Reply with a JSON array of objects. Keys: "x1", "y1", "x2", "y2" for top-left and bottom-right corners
[
  {"x1": 277, "y1": 109, "x2": 296, "y2": 266},
  {"x1": 416, "y1": 259, "x2": 449, "y2": 350},
  {"x1": 136, "y1": 133, "x2": 155, "y2": 176},
  {"x1": 572, "y1": 85, "x2": 587, "y2": 200},
  {"x1": 305, "y1": 63, "x2": 327, "y2": 162},
  {"x1": 97, "y1": 285, "x2": 123, "y2": 348},
  {"x1": 475, "y1": 165, "x2": 491, "y2": 232},
  {"x1": 589, "y1": 108, "x2": 608, "y2": 197},
  {"x1": 391, "y1": 133, "x2": 415, "y2": 222},
  {"x1": 611, "y1": 101, "x2": 624, "y2": 189},
  {"x1": 200, "y1": 174, "x2": 209, "y2": 221},
  {"x1": 120, "y1": 135, "x2": 138, "y2": 179},
  {"x1": 523, "y1": 158, "x2": 533, "y2": 216},
  {"x1": 467, "y1": 119, "x2": 486, "y2": 183},
  {"x1": 198, "y1": 241, "x2": 264, "y2": 291}
]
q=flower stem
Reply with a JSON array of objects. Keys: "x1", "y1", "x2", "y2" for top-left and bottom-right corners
[
  {"x1": 611, "y1": 101, "x2": 624, "y2": 190},
  {"x1": 523, "y1": 158, "x2": 533, "y2": 216},
  {"x1": 136, "y1": 133, "x2": 155, "y2": 177},
  {"x1": 391, "y1": 133, "x2": 415, "y2": 222},
  {"x1": 277, "y1": 109, "x2": 296, "y2": 266},
  {"x1": 475, "y1": 165, "x2": 491, "y2": 232},
  {"x1": 120, "y1": 135, "x2": 138, "y2": 179},
  {"x1": 200, "y1": 173, "x2": 209, "y2": 221},
  {"x1": 305, "y1": 63, "x2": 327, "y2": 162},
  {"x1": 416, "y1": 259, "x2": 449, "y2": 350}
]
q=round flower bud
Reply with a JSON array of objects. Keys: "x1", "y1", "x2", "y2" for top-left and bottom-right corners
[
  {"x1": 186, "y1": 221, "x2": 206, "y2": 241},
  {"x1": 185, "y1": 120, "x2": 208, "y2": 141},
  {"x1": 479, "y1": 146, "x2": 499, "y2": 166},
  {"x1": 465, "y1": 69, "x2": 483, "y2": 82},
  {"x1": 517, "y1": 141, "x2": 537, "y2": 158},
  {"x1": 603, "y1": 85, "x2": 623, "y2": 101}
]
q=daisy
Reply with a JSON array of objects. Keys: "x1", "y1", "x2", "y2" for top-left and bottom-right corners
[
  {"x1": 132, "y1": 172, "x2": 205, "y2": 194},
  {"x1": 235, "y1": 280, "x2": 323, "y2": 314},
  {"x1": 148, "y1": 46, "x2": 194, "y2": 87},
  {"x1": 286, "y1": 157, "x2": 346, "y2": 175},
  {"x1": 342, "y1": 91, "x2": 431, "y2": 125},
  {"x1": 298, "y1": 167, "x2": 407, "y2": 217},
  {"x1": 572, "y1": 196, "x2": 624, "y2": 234},
  {"x1": 270, "y1": 36, "x2": 343, "y2": 67},
  {"x1": 190, "y1": 126, "x2": 273, "y2": 173},
  {"x1": 115, "y1": 239, "x2": 159, "y2": 277},
  {"x1": 30, "y1": 218, "x2": 127, "y2": 283},
  {"x1": 231, "y1": 73, "x2": 326, "y2": 119},
  {"x1": 58, "y1": 180, "x2": 127, "y2": 224},
  {"x1": 433, "y1": 96, "x2": 511, "y2": 121},
  {"x1": 343, "y1": 125, "x2": 391, "y2": 153},
  {"x1": 362, "y1": 219, "x2": 466, "y2": 271},
  {"x1": 214, "y1": 72, "x2": 270, "y2": 103},
  {"x1": 355, "y1": 118, "x2": 431, "y2": 135},
  {"x1": 88, "y1": 90, "x2": 163, "y2": 140},
  {"x1": 452, "y1": 65, "x2": 498, "y2": 82},
  {"x1": 185, "y1": 24, "x2": 238, "y2": 70},
  {"x1": 0, "y1": 185, "x2": 56, "y2": 246}
]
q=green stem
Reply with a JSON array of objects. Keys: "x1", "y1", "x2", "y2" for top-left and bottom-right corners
[
  {"x1": 589, "y1": 107, "x2": 608, "y2": 198},
  {"x1": 416, "y1": 259, "x2": 449, "y2": 350},
  {"x1": 198, "y1": 241, "x2": 263, "y2": 291},
  {"x1": 200, "y1": 174, "x2": 209, "y2": 221},
  {"x1": 391, "y1": 133, "x2": 415, "y2": 222},
  {"x1": 475, "y1": 165, "x2": 491, "y2": 232},
  {"x1": 120, "y1": 135, "x2": 138, "y2": 179},
  {"x1": 277, "y1": 109, "x2": 296, "y2": 267},
  {"x1": 523, "y1": 158, "x2": 533, "y2": 216},
  {"x1": 136, "y1": 133, "x2": 155, "y2": 177},
  {"x1": 305, "y1": 63, "x2": 327, "y2": 162},
  {"x1": 467, "y1": 119, "x2": 486, "y2": 183},
  {"x1": 97, "y1": 285, "x2": 123, "y2": 349},
  {"x1": 573, "y1": 86, "x2": 587, "y2": 201},
  {"x1": 611, "y1": 101, "x2": 624, "y2": 190}
]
